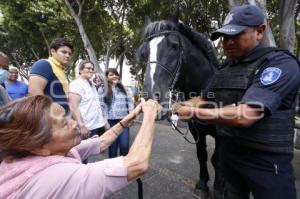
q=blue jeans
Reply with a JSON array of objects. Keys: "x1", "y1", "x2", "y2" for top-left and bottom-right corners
[
  {"x1": 108, "y1": 119, "x2": 130, "y2": 158},
  {"x1": 82, "y1": 126, "x2": 106, "y2": 164}
]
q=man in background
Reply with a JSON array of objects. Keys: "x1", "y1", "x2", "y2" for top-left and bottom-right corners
[
  {"x1": 29, "y1": 38, "x2": 73, "y2": 112},
  {"x1": 0, "y1": 52, "x2": 11, "y2": 105},
  {"x1": 0, "y1": 52, "x2": 9, "y2": 71},
  {"x1": 5, "y1": 66, "x2": 28, "y2": 100}
]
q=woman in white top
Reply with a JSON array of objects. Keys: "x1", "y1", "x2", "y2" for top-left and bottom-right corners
[{"x1": 69, "y1": 61, "x2": 106, "y2": 138}]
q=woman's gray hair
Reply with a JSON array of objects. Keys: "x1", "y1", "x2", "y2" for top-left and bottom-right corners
[
  {"x1": 78, "y1": 60, "x2": 94, "y2": 71},
  {"x1": 9, "y1": 66, "x2": 19, "y2": 72},
  {"x1": 78, "y1": 60, "x2": 94, "y2": 75}
]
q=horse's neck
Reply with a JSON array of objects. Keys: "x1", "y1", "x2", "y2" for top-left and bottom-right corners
[{"x1": 178, "y1": 55, "x2": 215, "y2": 99}]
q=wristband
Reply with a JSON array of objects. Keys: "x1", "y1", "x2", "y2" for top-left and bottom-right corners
[{"x1": 119, "y1": 121, "x2": 126, "y2": 128}]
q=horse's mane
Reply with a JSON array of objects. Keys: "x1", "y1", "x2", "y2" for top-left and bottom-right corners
[
  {"x1": 178, "y1": 23, "x2": 219, "y2": 68},
  {"x1": 141, "y1": 20, "x2": 219, "y2": 68},
  {"x1": 144, "y1": 20, "x2": 178, "y2": 39}
]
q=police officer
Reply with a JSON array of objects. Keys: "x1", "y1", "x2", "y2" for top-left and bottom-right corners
[{"x1": 173, "y1": 4, "x2": 300, "y2": 199}]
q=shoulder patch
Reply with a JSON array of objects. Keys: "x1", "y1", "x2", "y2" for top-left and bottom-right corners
[{"x1": 260, "y1": 67, "x2": 282, "y2": 85}]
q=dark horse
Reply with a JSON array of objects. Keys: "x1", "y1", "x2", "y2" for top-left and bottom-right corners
[{"x1": 137, "y1": 18, "x2": 225, "y2": 198}]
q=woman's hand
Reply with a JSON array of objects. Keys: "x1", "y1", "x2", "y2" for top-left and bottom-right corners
[
  {"x1": 132, "y1": 100, "x2": 143, "y2": 116},
  {"x1": 123, "y1": 98, "x2": 160, "y2": 181},
  {"x1": 121, "y1": 99, "x2": 143, "y2": 126},
  {"x1": 141, "y1": 99, "x2": 161, "y2": 119},
  {"x1": 80, "y1": 125, "x2": 90, "y2": 139}
]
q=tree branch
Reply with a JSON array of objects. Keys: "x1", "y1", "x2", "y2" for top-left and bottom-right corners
[
  {"x1": 65, "y1": 0, "x2": 77, "y2": 19},
  {"x1": 77, "y1": 0, "x2": 85, "y2": 17},
  {"x1": 39, "y1": 29, "x2": 50, "y2": 55}
]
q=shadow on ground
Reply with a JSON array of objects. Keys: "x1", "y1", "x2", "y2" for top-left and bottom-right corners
[{"x1": 89, "y1": 122, "x2": 300, "y2": 199}]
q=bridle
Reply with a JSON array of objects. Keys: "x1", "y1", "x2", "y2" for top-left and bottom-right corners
[
  {"x1": 145, "y1": 30, "x2": 201, "y2": 144},
  {"x1": 145, "y1": 31, "x2": 184, "y2": 91}
]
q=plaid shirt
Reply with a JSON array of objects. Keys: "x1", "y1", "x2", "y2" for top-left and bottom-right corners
[{"x1": 99, "y1": 86, "x2": 134, "y2": 120}]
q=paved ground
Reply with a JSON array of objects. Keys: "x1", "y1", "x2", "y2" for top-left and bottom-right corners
[{"x1": 89, "y1": 121, "x2": 300, "y2": 199}]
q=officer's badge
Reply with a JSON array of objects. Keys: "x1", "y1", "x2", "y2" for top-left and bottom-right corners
[{"x1": 260, "y1": 67, "x2": 282, "y2": 85}]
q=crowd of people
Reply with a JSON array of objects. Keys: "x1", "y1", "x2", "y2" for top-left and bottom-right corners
[
  {"x1": 0, "y1": 37, "x2": 152, "y2": 198},
  {"x1": 0, "y1": 3, "x2": 300, "y2": 199}
]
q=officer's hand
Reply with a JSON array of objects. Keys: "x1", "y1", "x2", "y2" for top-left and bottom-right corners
[
  {"x1": 181, "y1": 96, "x2": 205, "y2": 107},
  {"x1": 172, "y1": 103, "x2": 194, "y2": 121}
]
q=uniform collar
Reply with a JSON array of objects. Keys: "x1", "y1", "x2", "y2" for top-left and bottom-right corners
[
  {"x1": 226, "y1": 43, "x2": 265, "y2": 65},
  {"x1": 242, "y1": 43, "x2": 265, "y2": 62}
]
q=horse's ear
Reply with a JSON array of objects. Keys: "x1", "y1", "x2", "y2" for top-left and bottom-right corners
[{"x1": 170, "y1": 7, "x2": 180, "y2": 24}]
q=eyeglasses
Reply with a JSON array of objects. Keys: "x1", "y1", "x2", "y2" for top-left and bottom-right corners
[{"x1": 84, "y1": 67, "x2": 94, "y2": 71}]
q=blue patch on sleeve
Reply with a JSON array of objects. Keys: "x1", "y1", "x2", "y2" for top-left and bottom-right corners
[{"x1": 260, "y1": 67, "x2": 282, "y2": 85}]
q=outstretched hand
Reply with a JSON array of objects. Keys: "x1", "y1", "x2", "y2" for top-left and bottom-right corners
[
  {"x1": 141, "y1": 98, "x2": 161, "y2": 118},
  {"x1": 80, "y1": 125, "x2": 90, "y2": 139},
  {"x1": 123, "y1": 98, "x2": 161, "y2": 126}
]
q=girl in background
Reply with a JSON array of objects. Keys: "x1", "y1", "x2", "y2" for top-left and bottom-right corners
[{"x1": 100, "y1": 68, "x2": 134, "y2": 158}]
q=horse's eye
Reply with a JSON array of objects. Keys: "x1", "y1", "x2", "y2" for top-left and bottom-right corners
[{"x1": 170, "y1": 43, "x2": 179, "y2": 50}]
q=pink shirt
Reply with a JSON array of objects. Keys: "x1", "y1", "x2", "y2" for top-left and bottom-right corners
[{"x1": 15, "y1": 138, "x2": 129, "y2": 199}]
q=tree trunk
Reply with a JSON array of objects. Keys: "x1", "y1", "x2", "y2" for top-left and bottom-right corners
[
  {"x1": 279, "y1": 0, "x2": 297, "y2": 52},
  {"x1": 119, "y1": 55, "x2": 124, "y2": 81},
  {"x1": 115, "y1": 52, "x2": 125, "y2": 70},
  {"x1": 104, "y1": 39, "x2": 124, "y2": 70},
  {"x1": 254, "y1": 0, "x2": 277, "y2": 47},
  {"x1": 228, "y1": 0, "x2": 243, "y2": 8},
  {"x1": 105, "y1": 43, "x2": 112, "y2": 70},
  {"x1": 39, "y1": 29, "x2": 50, "y2": 55},
  {"x1": 64, "y1": 0, "x2": 103, "y2": 74}
]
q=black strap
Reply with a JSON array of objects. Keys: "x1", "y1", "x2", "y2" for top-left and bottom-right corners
[{"x1": 137, "y1": 178, "x2": 143, "y2": 199}]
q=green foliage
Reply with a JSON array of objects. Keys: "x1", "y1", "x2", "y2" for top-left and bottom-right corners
[
  {"x1": 0, "y1": 0, "x2": 299, "y2": 83},
  {"x1": 0, "y1": 0, "x2": 79, "y2": 78}
]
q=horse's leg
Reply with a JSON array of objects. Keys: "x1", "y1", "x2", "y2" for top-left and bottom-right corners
[{"x1": 188, "y1": 122, "x2": 209, "y2": 198}]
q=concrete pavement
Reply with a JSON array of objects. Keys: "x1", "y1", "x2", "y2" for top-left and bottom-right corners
[{"x1": 89, "y1": 122, "x2": 300, "y2": 199}]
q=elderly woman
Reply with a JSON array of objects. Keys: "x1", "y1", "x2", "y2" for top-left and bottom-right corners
[{"x1": 0, "y1": 95, "x2": 159, "y2": 198}]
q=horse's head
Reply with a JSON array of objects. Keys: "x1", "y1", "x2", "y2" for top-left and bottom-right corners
[{"x1": 137, "y1": 19, "x2": 217, "y2": 119}]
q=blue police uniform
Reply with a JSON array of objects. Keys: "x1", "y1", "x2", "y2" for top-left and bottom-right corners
[
  {"x1": 211, "y1": 45, "x2": 300, "y2": 199},
  {"x1": 209, "y1": 4, "x2": 300, "y2": 198}
]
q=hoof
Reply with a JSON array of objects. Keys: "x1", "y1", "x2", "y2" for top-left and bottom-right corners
[{"x1": 192, "y1": 187, "x2": 209, "y2": 199}]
